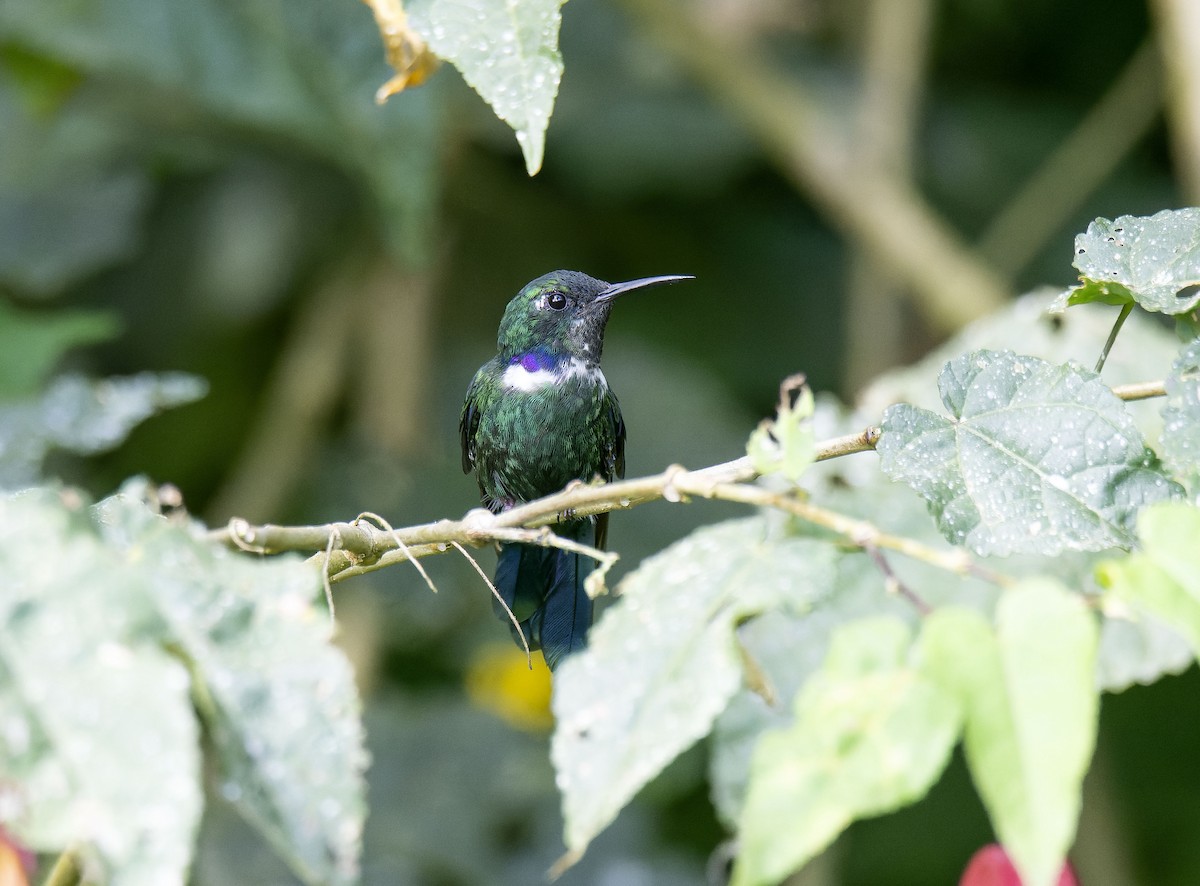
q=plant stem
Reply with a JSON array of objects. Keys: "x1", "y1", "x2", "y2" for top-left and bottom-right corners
[{"x1": 1095, "y1": 302, "x2": 1134, "y2": 373}]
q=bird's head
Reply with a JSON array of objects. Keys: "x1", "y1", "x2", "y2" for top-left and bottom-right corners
[{"x1": 495, "y1": 270, "x2": 692, "y2": 362}]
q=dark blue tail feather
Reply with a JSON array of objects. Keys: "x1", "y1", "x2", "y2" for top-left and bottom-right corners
[{"x1": 493, "y1": 521, "x2": 594, "y2": 670}]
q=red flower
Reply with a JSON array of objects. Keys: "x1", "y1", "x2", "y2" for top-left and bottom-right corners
[{"x1": 960, "y1": 844, "x2": 1080, "y2": 886}]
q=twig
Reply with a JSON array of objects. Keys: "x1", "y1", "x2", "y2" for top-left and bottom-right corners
[
  {"x1": 451, "y1": 541, "x2": 531, "y2": 667},
  {"x1": 357, "y1": 511, "x2": 439, "y2": 594},
  {"x1": 697, "y1": 481, "x2": 1010, "y2": 586},
  {"x1": 225, "y1": 475, "x2": 1003, "y2": 588},
  {"x1": 1111, "y1": 379, "x2": 1167, "y2": 401},
  {"x1": 862, "y1": 543, "x2": 933, "y2": 615},
  {"x1": 321, "y1": 527, "x2": 338, "y2": 620}
]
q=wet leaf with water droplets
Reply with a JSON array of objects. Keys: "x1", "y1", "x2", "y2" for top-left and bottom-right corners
[
  {"x1": 551, "y1": 517, "x2": 837, "y2": 865},
  {"x1": 1055, "y1": 209, "x2": 1200, "y2": 315},
  {"x1": 115, "y1": 491, "x2": 367, "y2": 886},
  {"x1": 0, "y1": 482, "x2": 366, "y2": 886},
  {"x1": 920, "y1": 581, "x2": 1099, "y2": 886},
  {"x1": 878, "y1": 349, "x2": 1181, "y2": 556},
  {"x1": 407, "y1": 0, "x2": 565, "y2": 174},
  {"x1": 0, "y1": 487, "x2": 201, "y2": 885},
  {"x1": 730, "y1": 618, "x2": 960, "y2": 886},
  {"x1": 1160, "y1": 340, "x2": 1200, "y2": 494}
]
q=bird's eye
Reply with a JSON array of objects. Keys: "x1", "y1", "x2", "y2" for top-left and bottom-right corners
[{"x1": 546, "y1": 291, "x2": 568, "y2": 310}]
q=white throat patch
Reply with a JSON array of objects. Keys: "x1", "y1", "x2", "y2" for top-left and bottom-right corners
[{"x1": 502, "y1": 357, "x2": 606, "y2": 392}]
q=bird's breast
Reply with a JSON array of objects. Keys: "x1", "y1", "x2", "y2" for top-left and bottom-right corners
[{"x1": 476, "y1": 361, "x2": 616, "y2": 504}]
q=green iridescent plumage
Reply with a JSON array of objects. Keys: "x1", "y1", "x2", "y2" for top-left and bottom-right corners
[
  {"x1": 460, "y1": 350, "x2": 625, "y2": 516},
  {"x1": 460, "y1": 269, "x2": 691, "y2": 669}
]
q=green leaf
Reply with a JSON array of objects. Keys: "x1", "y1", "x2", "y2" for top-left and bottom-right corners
[
  {"x1": 747, "y1": 374, "x2": 816, "y2": 482},
  {"x1": 709, "y1": 609, "x2": 846, "y2": 830},
  {"x1": 920, "y1": 581, "x2": 1099, "y2": 886},
  {"x1": 1099, "y1": 501, "x2": 1200, "y2": 656},
  {"x1": 0, "y1": 302, "x2": 118, "y2": 398},
  {"x1": 408, "y1": 0, "x2": 564, "y2": 175},
  {"x1": 0, "y1": 372, "x2": 207, "y2": 489},
  {"x1": 0, "y1": 488, "x2": 202, "y2": 885},
  {"x1": 731, "y1": 618, "x2": 960, "y2": 886},
  {"x1": 98, "y1": 481, "x2": 367, "y2": 886},
  {"x1": 878, "y1": 349, "x2": 1181, "y2": 556},
  {"x1": 1161, "y1": 340, "x2": 1200, "y2": 493},
  {"x1": 551, "y1": 518, "x2": 838, "y2": 863},
  {"x1": 0, "y1": 483, "x2": 367, "y2": 885},
  {"x1": 1056, "y1": 209, "x2": 1200, "y2": 315},
  {"x1": 1055, "y1": 280, "x2": 1136, "y2": 309}
]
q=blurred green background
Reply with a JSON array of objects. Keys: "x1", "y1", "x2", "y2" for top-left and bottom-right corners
[{"x1": 3, "y1": 0, "x2": 1200, "y2": 883}]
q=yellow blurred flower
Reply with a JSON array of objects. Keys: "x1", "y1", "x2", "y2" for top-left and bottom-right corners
[{"x1": 465, "y1": 643, "x2": 554, "y2": 732}]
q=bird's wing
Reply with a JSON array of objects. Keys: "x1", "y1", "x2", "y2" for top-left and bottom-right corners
[
  {"x1": 594, "y1": 391, "x2": 626, "y2": 551},
  {"x1": 459, "y1": 372, "x2": 484, "y2": 474},
  {"x1": 605, "y1": 391, "x2": 626, "y2": 481}
]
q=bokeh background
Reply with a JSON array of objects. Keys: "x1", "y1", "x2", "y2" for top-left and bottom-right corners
[{"x1": 4, "y1": 0, "x2": 1200, "y2": 882}]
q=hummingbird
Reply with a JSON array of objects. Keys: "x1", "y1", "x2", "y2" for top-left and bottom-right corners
[{"x1": 460, "y1": 270, "x2": 693, "y2": 670}]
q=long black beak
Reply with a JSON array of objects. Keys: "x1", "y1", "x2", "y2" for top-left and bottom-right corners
[{"x1": 596, "y1": 274, "x2": 694, "y2": 302}]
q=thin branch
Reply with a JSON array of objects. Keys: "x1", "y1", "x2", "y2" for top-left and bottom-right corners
[
  {"x1": 698, "y1": 480, "x2": 1010, "y2": 587},
  {"x1": 321, "y1": 526, "x2": 338, "y2": 620},
  {"x1": 863, "y1": 543, "x2": 933, "y2": 615},
  {"x1": 208, "y1": 428, "x2": 872, "y2": 558},
  {"x1": 357, "y1": 511, "x2": 439, "y2": 594},
  {"x1": 220, "y1": 469, "x2": 997, "y2": 590},
  {"x1": 1112, "y1": 379, "x2": 1167, "y2": 400}
]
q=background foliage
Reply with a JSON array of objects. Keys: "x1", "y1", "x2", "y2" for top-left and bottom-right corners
[{"x1": 3, "y1": 0, "x2": 1200, "y2": 884}]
